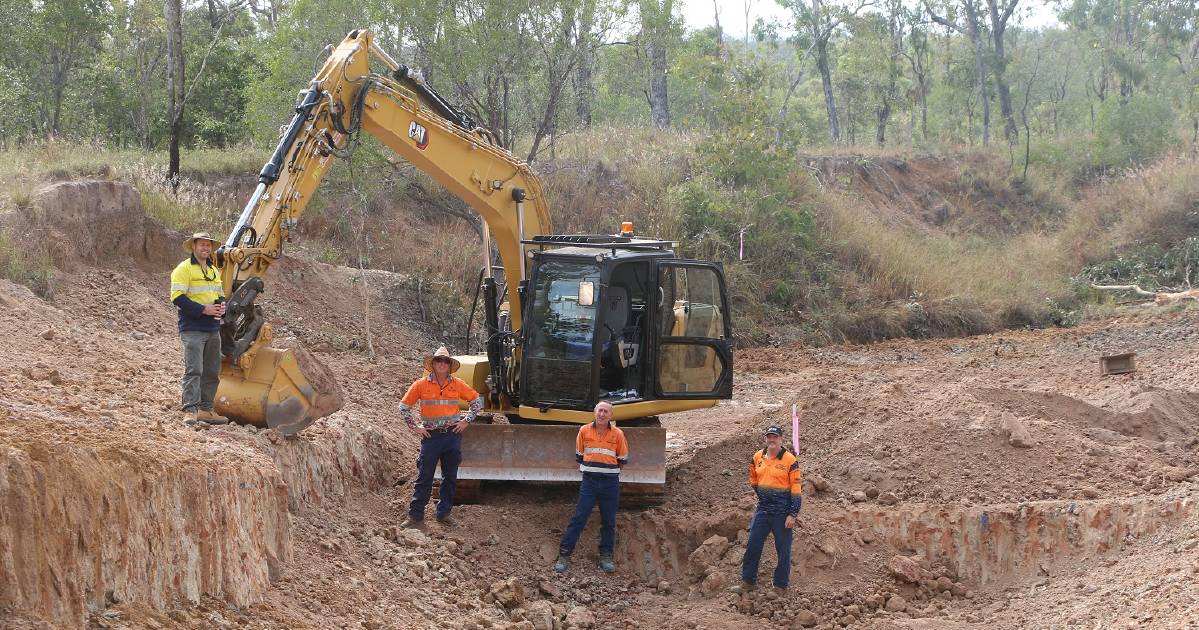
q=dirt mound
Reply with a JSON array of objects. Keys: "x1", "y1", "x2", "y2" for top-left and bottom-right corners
[
  {"x1": 977, "y1": 387, "x2": 1199, "y2": 445},
  {"x1": 0, "y1": 180, "x2": 181, "y2": 271}
]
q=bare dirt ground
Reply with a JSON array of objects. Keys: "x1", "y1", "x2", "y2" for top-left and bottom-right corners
[{"x1": 2, "y1": 181, "x2": 1197, "y2": 630}]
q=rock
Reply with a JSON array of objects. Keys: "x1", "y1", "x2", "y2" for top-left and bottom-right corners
[
  {"x1": 807, "y1": 474, "x2": 831, "y2": 493},
  {"x1": 865, "y1": 486, "x2": 880, "y2": 499},
  {"x1": 686, "y1": 535, "x2": 730, "y2": 582},
  {"x1": 564, "y1": 605, "x2": 595, "y2": 629},
  {"x1": 539, "y1": 541, "x2": 558, "y2": 563},
  {"x1": 885, "y1": 595, "x2": 908, "y2": 612},
  {"x1": 524, "y1": 600, "x2": 554, "y2": 630},
  {"x1": 794, "y1": 610, "x2": 818, "y2": 627},
  {"x1": 700, "y1": 571, "x2": 728, "y2": 596},
  {"x1": 398, "y1": 528, "x2": 429, "y2": 547},
  {"x1": 488, "y1": 578, "x2": 525, "y2": 609},
  {"x1": 40, "y1": 328, "x2": 56, "y2": 340},
  {"x1": 935, "y1": 576, "x2": 954, "y2": 592},
  {"x1": 1081, "y1": 487, "x2": 1099, "y2": 499},
  {"x1": 1000, "y1": 415, "x2": 1033, "y2": 448},
  {"x1": 1164, "y1": 467, "x2": 1196, "y2": 482},
  {"x1": 131, "y1": 331, "x2": 149, "y2": 341},
  {"x1": 538, "y1": 580, "x2": 561, "y2": 599},
  {"x1": 656, "y1": 580, "x2": 672, "y2": 594},
  {"x1": 877, "y1": 492, "x2": 899, "y2": 506},
  {"x1": 886, "y1": 555, "x2": 928, "y2": 584},
  {"x1": 850, "y1": 491, "x2": 868, "y2": 503}
]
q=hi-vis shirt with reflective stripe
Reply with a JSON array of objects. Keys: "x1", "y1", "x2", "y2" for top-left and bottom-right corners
[
  {"x1": 749, "y1": 447, "x2": 802, "y2": 516},
  {"x1": 169, "y1": 258, "x2": 223, "y2": 305},
  {"x1": 575, "y1": 422, "x2": 629, "y2": 475},
  {"x1": 398, "y1": 375, "x2": 482, "y2": 430},
  {"x1": 169, "y1": 256, "x2": 224, "y2": 332}
]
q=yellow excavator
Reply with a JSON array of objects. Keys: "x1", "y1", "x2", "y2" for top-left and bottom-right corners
[{"x1": 214, "y1": 30, "x2": 734, "y2": 490}]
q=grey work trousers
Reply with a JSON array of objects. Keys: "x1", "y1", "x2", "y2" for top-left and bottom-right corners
[{"x1": 181, "y1": 330, "x2": 222, "y2": 411}]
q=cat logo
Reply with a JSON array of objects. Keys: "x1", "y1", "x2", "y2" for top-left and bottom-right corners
[{"x1": 408, "y1": 121, "x2": 429, "y2": 149}]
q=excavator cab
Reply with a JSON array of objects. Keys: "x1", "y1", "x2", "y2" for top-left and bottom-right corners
[
  {"x1": 456, "y1": 234, "x2": 734, "y2": 489},
  {"x1": 520, "y1": 235, "x2": 734, "y2": 412}
]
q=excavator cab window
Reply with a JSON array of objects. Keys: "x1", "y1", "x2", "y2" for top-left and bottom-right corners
[
  {"x1": 523, "y1": 259, "x2": 601, "y2": 408},
  {"x1": 598, "y1": 262, "x2": 649, "y2": 402}
]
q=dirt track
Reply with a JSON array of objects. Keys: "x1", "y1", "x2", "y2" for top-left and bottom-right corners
[{"x1": 1, "y1": 182, "x2": 1197, "y2": 629}]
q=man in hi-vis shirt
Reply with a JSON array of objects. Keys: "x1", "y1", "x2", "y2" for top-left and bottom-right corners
[{"x1": 553, "y1": 401, "x2": 628, "y2": 574}]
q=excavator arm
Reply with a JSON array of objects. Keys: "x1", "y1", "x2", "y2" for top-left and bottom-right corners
[{"x1": 215, "y1": 29, "x2": 551, "y2": 433}]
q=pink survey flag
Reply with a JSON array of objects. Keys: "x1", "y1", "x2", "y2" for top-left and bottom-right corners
[{"x1": 791, "y1": 403, "x2": 800, "y2": 454}]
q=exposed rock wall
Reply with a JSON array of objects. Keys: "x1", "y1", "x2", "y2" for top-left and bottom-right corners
[
  {"x1": 0, "y1": 403, "x2": 399, "y2": 627},
  {"x1": 838, "y1": 491, "x2": 1198, "y2": 584},
  {"x1": 0, "y1": 433, "x2": 290, "y2": 625}
]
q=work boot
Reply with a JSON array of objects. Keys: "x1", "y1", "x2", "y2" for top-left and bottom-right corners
[
  {"x1": 436, "y1": 514, "x2": 457, "y2": 527},
  {"x1": 182, "y1": 410, "x2": 200, "y2": 426},
  {"x1": 197, "y1": 409, "x2": 229, "y2": 425},
  {"x1": 553, "y1": 553, "x2": 570, "y2": 574},
  {"x1": 399, "y1": 517, "x2": 425, "y2": 530},
  {"x1": 598, "y1": 553, "x2": 616, "y2": 574}
]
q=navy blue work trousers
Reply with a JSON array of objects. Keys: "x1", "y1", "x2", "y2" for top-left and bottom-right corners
[
  {"x1": 558, "y1": 472, "x2": 620, "y2": 556},
  {"x1": 408, "y1": 430, "x2": 462, "y2": 520},
  {"x1": 741, "y1": 510, "x2": 794, "y2": 588}
]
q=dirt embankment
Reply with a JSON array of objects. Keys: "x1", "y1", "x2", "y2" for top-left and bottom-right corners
[
  {"x1": 0, "y1": 181, "x2": 428, "y2": 627},
  {"x1": 804, "y1": 153, "x2": 1061, "y2": 236}
]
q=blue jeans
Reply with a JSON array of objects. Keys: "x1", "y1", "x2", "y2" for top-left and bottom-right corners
[
  {"x1": 558, "y1": 472, "x2": 620, "y2": 556},
  {"x1": 741, "y1": 510, "x2": 793, "y2": 588},
  {"x1": 408, "y1": 431, "x2": 463, "y2": 520}
]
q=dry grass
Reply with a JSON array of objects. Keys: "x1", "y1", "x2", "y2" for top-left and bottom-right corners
[{"x1": 1058, "y1": 154, "x2": 1199, "y2": 265}]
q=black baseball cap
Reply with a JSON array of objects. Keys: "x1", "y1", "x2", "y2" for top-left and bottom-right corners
[{"x1": 765, "y1": 426, "x2": 783, "y2": 436}]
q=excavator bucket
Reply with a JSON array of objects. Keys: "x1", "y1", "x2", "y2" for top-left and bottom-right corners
[
  {"x1": 215, "y1": 346, "x2": 316, "y2": 435},
  {"x1": 456, "y1": 424, "x2": 667, "y2": 484}
]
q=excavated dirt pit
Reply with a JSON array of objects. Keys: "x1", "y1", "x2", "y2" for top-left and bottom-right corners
[{"x1": 1, "y1": 180, "x2": 1198, "y2": 629}]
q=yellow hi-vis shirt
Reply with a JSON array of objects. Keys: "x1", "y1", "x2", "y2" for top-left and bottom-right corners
[{"x1": 169, "y1": 256, "x2": 224, "y2": 332}]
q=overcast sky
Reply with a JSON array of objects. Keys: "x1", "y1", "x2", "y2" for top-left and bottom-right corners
[{"x1": 677, "y1": 0, "x2": 1062, "y2": 38}]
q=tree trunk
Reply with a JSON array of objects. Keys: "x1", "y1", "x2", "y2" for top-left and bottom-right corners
[
  {"x1": 920, "y1": 81, "x2": 929, "y2": 141},
  {"x1": 165, "y1": 0, "x2": 185, "y2": 184},
  {"x1": 815, "y1": 37, "x2": 840, "y2": 143},
  {"x1": 964, "y1": 2, "x2": 990, "y2": 146},
  {"x1": 986, "y1": 0, "x2": 1019, "y2": 144},
  {"x1": 574, "y1": 0, "x2": 597, "y2": 127},
  {"x1": 876, "y1": 99, "x2": 890, "y2": 147},
  {"x1": 647, "y1": 40, "x2": 670, "y2": 129},
  {"x1": 642, "y1": 0, "x2": 673, "y2": 130}
]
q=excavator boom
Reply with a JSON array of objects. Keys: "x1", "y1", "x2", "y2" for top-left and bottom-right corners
[{"x1": 213, "y1": 30, "x2": 550, "y2": 432}]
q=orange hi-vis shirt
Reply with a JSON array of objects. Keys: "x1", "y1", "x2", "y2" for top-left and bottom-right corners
[
  {"x1": 399, "y1": 374, "x2": 482, "y2": 430},
  {"x1": 575, "y1": 422, "x2": 629, "y2": 475},
  {"x1": 749, "y1": 447, "x2": 802, "y2": 516}
]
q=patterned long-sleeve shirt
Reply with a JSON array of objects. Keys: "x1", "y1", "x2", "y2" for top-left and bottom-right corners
[{"x1": 398, "y1": 374, "x2": 483, "y2": 430}]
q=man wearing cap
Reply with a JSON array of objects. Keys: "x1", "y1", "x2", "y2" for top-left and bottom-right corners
[
  {"x1": 170, "y1": 232, "x2": 228, "y2": 426},
  {"x1": 553, "y1": 401, "x2": 629, "y2": 574},
  {"x1": 399, "y1": 346, "x2": 484, "y2": 529},
  {"x1": 741, "y1": 425, "x2": 802, "y2": 592}
]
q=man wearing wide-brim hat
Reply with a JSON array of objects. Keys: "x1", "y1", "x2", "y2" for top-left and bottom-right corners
[
  {"x1": 398, "y1": 346, "x2": 483, "y2": 529},
  {"x1": 170, "y1": 232, "x2": 229, "y2": 426}
]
